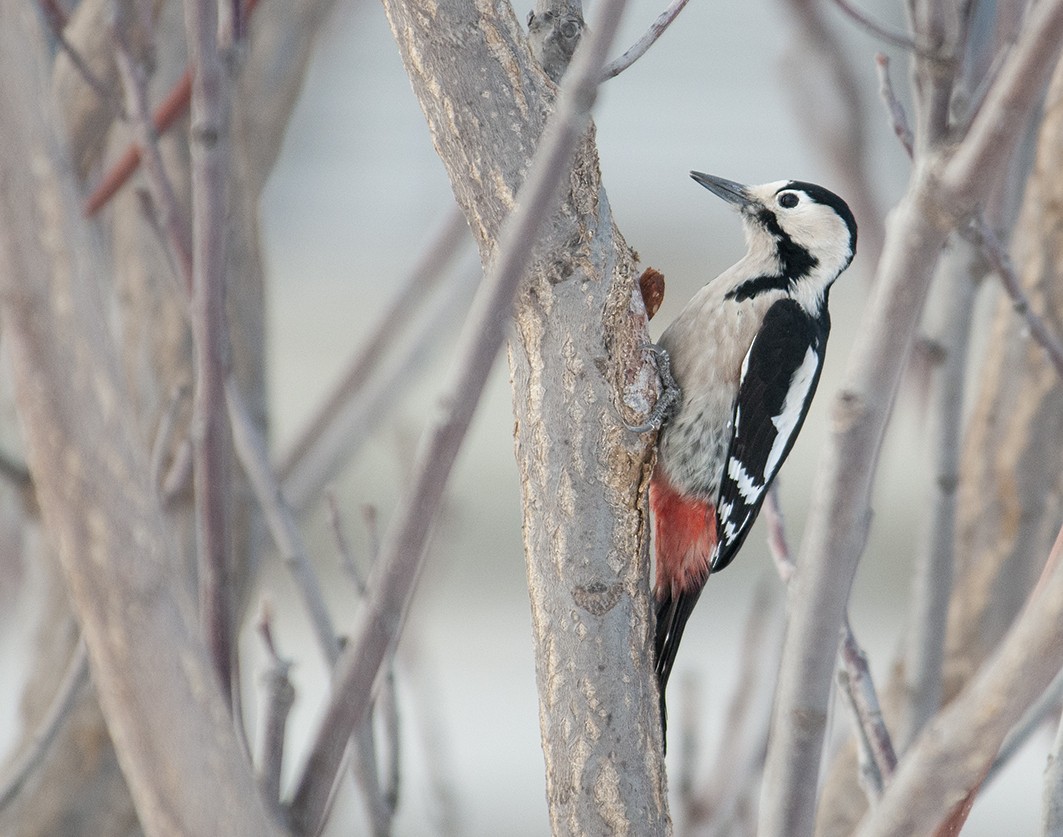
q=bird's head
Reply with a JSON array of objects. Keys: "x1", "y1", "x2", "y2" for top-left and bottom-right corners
[{"x1": 690, "y1": 172, "x2": 858, "y2": 287}]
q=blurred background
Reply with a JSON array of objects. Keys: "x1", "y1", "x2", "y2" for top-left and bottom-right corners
[
  {"x1": 256, "y1": 0, "x2": 1044, "y2": 833},
  {"x1": 2, "y1": 0, "x2": 1046, "y2": 833}
]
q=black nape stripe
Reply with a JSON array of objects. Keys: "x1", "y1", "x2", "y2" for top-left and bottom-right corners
[
  {"x1": 725, "y1": 273, "x2": 792, "y2": 302},
  {"x1": 756, "y1": 208, "x2": 818, "y2": 278}
]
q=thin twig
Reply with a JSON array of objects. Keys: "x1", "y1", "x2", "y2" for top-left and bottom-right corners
[
  {"x1": 255, "y1": 606, "x2": 295, "y2": 805},
  {"x1": 828, "y1": 0, "x2": 927, "y2": 55},
  {"x1": 325, "y1": 492, "x2": 366, "y2": 593},
  {"x1": 110, "y1": 17, "x2": 193, "y2": 291},
  {"x1": 875, "y1": 53, "x2": 914, "y2": 158},
  {"x1": 963, "y1": 216, "x2": 1063, "y2": 381},
  {"x1": 987, "y1": 664, "x2": 1063, "y2": 785},
  {"x1": 276, "y1": 207, "x2": 469, "y2": 490},
  {"x1": 901, "y1": 245, "x2": 979, "y2": 748},
  {"x1": 226, "y1": 379, "x2": 340, "y2": 662},
  {"x1": 600, "y1": 0, "x2": 691, "y2": 80},
  {"x1": 281, "y1": 264, "x2": 480, "y2": 512},
  {"x1": 839, "y1": 617, "x2": 898, "y2": 797},
  {"x1": 39, "y1": 0, "x2": 117, "y2": 108},
  {"x1": 150, "y1": 385, "x2": 188, "y2": 495},
  {"x1": 762, "y1": 487, "x2": 795, "y2": 583},
  {"x1": 285, "y1": 0, "x2": 631, "y2": 823},
  {"x1": 183, "y1": 0, "x2": 235, "y2": 703},
  {"x1": 0, "y1": 638, "x2": 89, "y2": 811}
]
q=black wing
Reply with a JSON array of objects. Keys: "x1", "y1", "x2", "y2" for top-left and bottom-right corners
[{"x1": 712, "y1": 298, "x2": 829, "y2": 572}]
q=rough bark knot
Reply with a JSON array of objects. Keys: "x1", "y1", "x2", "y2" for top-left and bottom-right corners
[{"x1": 573, "y1": 581, "x2": 622, "y2": 615}]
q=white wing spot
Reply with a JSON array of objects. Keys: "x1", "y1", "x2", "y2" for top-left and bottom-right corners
[{"x1": 727, "y1": 457, "x2": 762, "y2": 504}]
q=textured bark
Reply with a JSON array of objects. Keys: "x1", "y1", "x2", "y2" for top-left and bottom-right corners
[{"x1": 380, "y1": 0, "x2": 668, "y2": 831}]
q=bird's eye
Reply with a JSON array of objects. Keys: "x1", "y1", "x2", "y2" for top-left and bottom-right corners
[{"x1": 778, "y1": 192, "x2": 799, "y2": 209}]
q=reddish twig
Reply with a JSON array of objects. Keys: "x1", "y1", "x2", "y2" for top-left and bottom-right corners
[
  {"x1": 110, "y1": 25, "x2": 193, "y2": 290},
  {"x1": 84, "y1": 0, "x2": 261, "y2": 217}
]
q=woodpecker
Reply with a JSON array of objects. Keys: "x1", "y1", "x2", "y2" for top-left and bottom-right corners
[{"x1": 650, "y1": 173, "x2": 857, "y2": 737}]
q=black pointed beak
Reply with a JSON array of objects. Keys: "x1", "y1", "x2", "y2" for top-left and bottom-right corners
[{"x1": 690, "y1": 172, "x2": 755, "y2": 209}]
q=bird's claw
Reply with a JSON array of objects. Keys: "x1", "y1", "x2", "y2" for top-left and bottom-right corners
[{"x1": 626, "y1": 343, "x2": 680, "y2": 433}]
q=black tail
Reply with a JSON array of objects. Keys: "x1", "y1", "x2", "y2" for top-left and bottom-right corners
[{"x1": 653, "y1": 587, "x2": 704, "y2": 750}]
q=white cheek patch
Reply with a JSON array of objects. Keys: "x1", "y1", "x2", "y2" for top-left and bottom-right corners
[{"x1": 766, "y1": 346, "x2": 820, "y2": 478}]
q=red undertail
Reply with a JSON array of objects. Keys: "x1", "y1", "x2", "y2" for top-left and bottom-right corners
[{"x1": 650, "y1": 469, "x2": 717, "y2": 744}]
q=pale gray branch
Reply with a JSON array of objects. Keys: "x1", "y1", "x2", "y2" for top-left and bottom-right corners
[
  {"x1": 857, "y1": 524, "x2": 1063, "y2": 836},
  {"x1": 183, "y1": 0, "x2": 236, "y2": 701},
  {"x1": 758, "y1": 6, "x2": 1063, "y2": 831},
  {"x1": 1044, "y1": 698, "x2": 1063, "y2": 836},
  {"x1": 255, "y1": 609, "x2": 295, "y2": 806},
  {"x1": 964, "y1": 216, "x2": 1063, "y2": 381},
  {"x1": 276, "y1": 207, "x2": 469, "y2": 489},
  {"x1": 839, "y1": 618, "x2": 897, "y2": 798},
  {"x1": 901, "y1": 244, "x2": 979, "y2": 748},
  {"x1": 600, "y1": 0, "x2": 692, "y2": 79},
  {"x1": 941, "y1": 0, "x2": 1063, "y2": 210},
  {"x1": 989, "y1": 665, "x2": 1063, "y2": 786}
]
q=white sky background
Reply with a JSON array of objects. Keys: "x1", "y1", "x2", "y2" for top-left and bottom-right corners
[{"x1": 250, "y1": 0, "x2": 1040, "y2": 833}]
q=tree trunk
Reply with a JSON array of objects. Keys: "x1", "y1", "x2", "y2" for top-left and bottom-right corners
[{"x1": 379, "y1": 0, "x2": 669, "y2": 831}]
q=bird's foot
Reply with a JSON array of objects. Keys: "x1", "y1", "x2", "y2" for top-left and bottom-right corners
[{"x1": 626, "y1": 343, "x2": 680, "y2": 433}]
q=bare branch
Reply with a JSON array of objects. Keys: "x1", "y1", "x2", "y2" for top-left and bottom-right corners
[
  {"x1": 255, "y1": 607, "x2": 295, "y2": 806},
  {"x1": 988, "y1": 664, "x2": 1063, "y2": 785},
  {"x1": 941, "y1": 0, "x2": 1063, "y2": 211},
  {"x1": 326, "y1": 492, "x2": 367, "y2": 593},
  {"x1": 0, "y1": 638, "x2": 89, "y2": 812},
  {"x1": 226, "y1": 379, "x2": 340, "y2": 662},
  {"x1": 828, "y1": 0, "x2": 924, "y2": 54},
  {"x1": 900, "y1": 245, "x2": 979, "y2": 748},
  {"x1": 963, "y1": 216, "x2": 1063, "y2": 381},
  {"x1": 839, "y1": 618, "x2": 897, "y2": 798},
  {"x1": 276, "y1": 207, "x2": 469, "y2": 487},
  {"x1": 39, "y1": 0, "x2": 117, "y2": 107},
  {"x1": 110, "y1": 16, "x2": 193, "y2": 291},
  {"x1": 183, "y1": 0, "x2": 236, "y2": 702},
  {"x1": 875, "y1": 53, "x2": 914, "y2": 158},
  {"x1": 1044, "y1": 701, "x2": 1063, "y2": 835},
  {"x1": 856, "y1": 524, "x2": 1063, "y2": 836},
  {"x1": 285, "y1": 0, "x2": 632, "y2": 825},
  {"x1": 600, "y1": 0, "x2": 692, "y2": 80}
]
